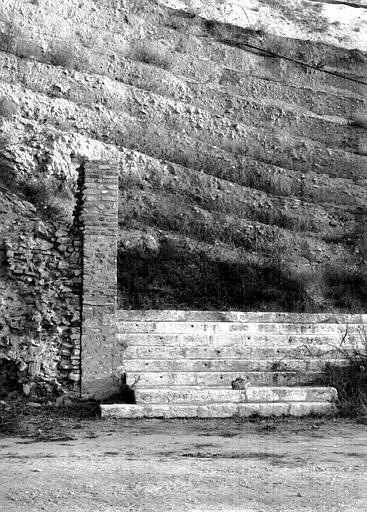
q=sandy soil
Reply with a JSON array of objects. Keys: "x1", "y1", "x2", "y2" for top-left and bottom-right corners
[{"x1": 1, "y1": 416, "x2": 367, "y2": 512}]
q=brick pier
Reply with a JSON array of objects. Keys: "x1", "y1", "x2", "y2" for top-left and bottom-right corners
[{"x1": 80, "y1": 161, "x2": 119, "y2": 398}]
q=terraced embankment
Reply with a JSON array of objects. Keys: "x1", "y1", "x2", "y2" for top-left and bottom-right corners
[{"x1": 0, "y1": 3, "x2": 366, "y2": 308}]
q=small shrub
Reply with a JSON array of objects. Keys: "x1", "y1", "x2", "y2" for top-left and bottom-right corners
[
  {"x1": 220, "y1": 137, "x2": 245, "y2": 156},
  {"x1": 21, "y1": 179, "x2": 66, "y2": 221},
  {"x1": 0, "y1": 397, "x2": 22, "y2": 435},
  {"x1": 0, "y1": 97, "x2": 17, "y2": 118},
  {"x1": 77, "y1": 30, "x2": 97, "y2": 49},
  {"x1": 126, "y1": 73, "x2": 172, "y2": 96},
  {"x1": 0, "y1": 21, "x2": 41, "y2": 60},
  {"x1": 175, "y1": 36, "x2": 191, "y2": 53},
  {"x1": 0, "y1": 132, "x2": 13, "y2": 147},
  {"x1": 128, "y1": 41, "x2": 172, "y2": 71},
  {"x1": 0, "y1": 20, "x2": 21, "y2": 54},
  {"x1": 203, "y1": 19, "x2": 219, "y2": 36},
  {"x1": 0, "y1": 359, "x2": 23, "y2": 399},
  {"x1": 15, "y1": 38, "x2": 42, "y2": 60},
  {"x1": 47, "y1": 44, "x2": 89, "y2": 72},
  {"x1": 357, "y1": 142, "x2": 367, "y2": 156},
  {"x1": 126, "y1": 0, "x2": 151, "y2": 14},
  {"x1": 0, "y1": 164, "x2": 68, "y2": 222},
  {"x1": 48, "y1": 45, "x2": 72, "y2": 67},
  {"x1": 318, "y1": 325, "x2": 367, "y2": 418},
  {"x1": 324, "y1": 266, "x2": 367, "y2": 312}
]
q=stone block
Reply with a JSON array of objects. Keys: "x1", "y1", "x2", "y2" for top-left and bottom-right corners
[{"x1": 100, "y1": 400, "x2": 337, "y2": 419}]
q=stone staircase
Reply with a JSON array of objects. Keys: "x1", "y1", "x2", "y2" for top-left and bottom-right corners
[{"x1": 100, "y1": 311, "x2": 366, "y2": 418}]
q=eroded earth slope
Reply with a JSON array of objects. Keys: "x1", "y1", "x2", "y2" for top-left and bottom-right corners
[{"x1": 0, "y1": 0, "x2": 367, "y2": 311}]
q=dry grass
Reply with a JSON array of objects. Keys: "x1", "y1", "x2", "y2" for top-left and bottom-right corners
[
  {"x1": 117, "y1": 234, "x2": 312, "y2": 311},
  {"x1": 318, "y1": 325, "x2": 367, "y2": 418},
  {"x1": 324, "y1": 266, "x2": 367, "y2": 312},
  {"x1": 0, "y1": 396, "x2": 100, "y2": 438},
  {"x1": 14, "y1": 38, "x2": 42, "y2": 60},
  {"x1": 0, "y1": 131, "x2": 13, "y2": 147},
  {"x1": 0, "y1": 20, "x2": 20, "y2": 54},
  {"x1": 128, "y1": 41, "x2": 173, "y2": 71},
  {"x1": 0, "y1": 21, "x2": 42, "y2": 60},
  {"x1": 357, "y1": 143, "x2": 367, "y2": 156},
  {"x1": 47, "y1": 43, "x2": 90, "y2": 72},
  {"x1": 125, "y1": 0, "x2": 152, "y2": 15}
]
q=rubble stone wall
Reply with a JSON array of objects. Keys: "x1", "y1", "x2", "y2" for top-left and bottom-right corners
[{"x1": 0, "y1": 215, "x2": 82, "y2": 397}]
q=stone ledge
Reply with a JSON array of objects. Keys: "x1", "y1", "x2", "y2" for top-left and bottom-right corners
[
  {"x1": 116, "y1": 310, "x2": 367, "y2": 324},
  {"x1": 125, "y1": 370, "x2": 324, "y2": 387},
  {"x1": 134, "y1": 386, "x2": 337, "y2": 404},
  {"x1": 100, "y1": 401, "x2": 337, "y2": 419}
]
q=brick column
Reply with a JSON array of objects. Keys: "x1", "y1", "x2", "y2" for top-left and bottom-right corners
[{"x1": 80, "y1": 161, "x2": 119, "y2": 399}]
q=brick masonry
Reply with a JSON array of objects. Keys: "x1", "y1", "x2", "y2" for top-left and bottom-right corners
[{"x1": 80, "y1": 161, "x2": 120, "y2": 399}]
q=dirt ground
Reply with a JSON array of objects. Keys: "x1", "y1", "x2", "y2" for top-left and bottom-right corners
[{"x1": 1, "y1": 410, "x2": 367, "y2": 512}]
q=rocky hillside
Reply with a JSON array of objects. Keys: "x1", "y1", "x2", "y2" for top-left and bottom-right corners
[{"x1": 1, "y1": 0, "x2": 367, "y2": 312}]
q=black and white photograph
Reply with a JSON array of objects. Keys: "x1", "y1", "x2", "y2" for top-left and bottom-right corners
[{"x1": 0, "y1": 0, "x2": 367, "y2": 510}]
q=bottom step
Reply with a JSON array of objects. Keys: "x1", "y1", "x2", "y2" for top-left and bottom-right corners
[
  {"x1": 101, "y1": 401, "x2": 336, "y2": 419},
  {"x1": 135, "y1": 386, "x2": 337, "y2": 404}
]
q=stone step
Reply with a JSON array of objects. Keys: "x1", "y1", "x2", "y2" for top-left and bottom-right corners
[
  {"x1": 125, "y1": 371, "x2": 322, "y2": 388},
  {"x1": 122, "y1": 358, "x2": 345, "y2": 373},
  {"x1": 134, "y1": 386, "x2": 337, "y2": 405},
  {"x1": 116, "y1": 310, "x2": 367, "y2": 323},
  {"x1": 116, "y1": 321, "x2": 360, "y2": 335},
  {"x1": 117, "y1": 332, "x2": 359, "y2": 349},
  {"x1": 100, "y1": 401, "x2": 336, "y2": 419},
  {"x1": 123, "y1": 344, "x2": 355, "y2": 360}
]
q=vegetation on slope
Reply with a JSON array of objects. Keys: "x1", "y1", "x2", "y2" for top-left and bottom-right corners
[{"x1": 0, "y1": 0, "x2": 367, "y2": 311}]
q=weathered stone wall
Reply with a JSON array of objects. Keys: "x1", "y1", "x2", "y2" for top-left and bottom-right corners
[
  {"x1": 0, "y1": 205, "x2": 82, "y2": 397},
  {"x1": 80, "y1": 161, "x2": 119, "y2": 399}
]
